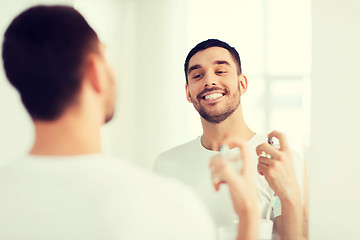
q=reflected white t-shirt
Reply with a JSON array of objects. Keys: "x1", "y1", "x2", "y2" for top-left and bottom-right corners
[
  {"x1": 0, "y1": 154, "x2": 216, "y2": 240},
  {"x1": 154, "y1": 133, "x2": 304, "y2": 229}
]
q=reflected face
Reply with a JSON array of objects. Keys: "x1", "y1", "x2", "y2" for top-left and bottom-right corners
[
  {"x1": 98, "y1": 43, "x2": 116, "y2": 123},
  {"x1": 186, "y1": 47, "x2": 244, "y2": 123}
]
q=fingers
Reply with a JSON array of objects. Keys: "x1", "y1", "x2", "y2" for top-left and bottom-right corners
[
  {"x1": 257, "y1": 162, "x2": 267, "y2": 176},
  {"x1": 211, "y1": 171, "x2": 221, "y2": 191},
  {"x1": 213, "y1": 180, "x2": 226, "y2": 191},
  {"x1": 258, "y1": 156, "x2": 272, "y2": 166},
  {"x1": 209, "y1": 155, "x2": 231, "y2": 191},
  {"x1": 268, "y1": 130, "x2": 289, "y2": 151},
  {"x1": 208, "y1": 154, "x2": 225, "y2": 171},
  {"x1": 208, "y1": 138, "x2": 253, "y2": 191},
  {"x1": 257, "y1": 158, "x2": 279, "y2": 177},
  {"x1": 256, "y1": 143, "x2": 281, "y2": 160},
  {"x1": 223, "y1": 139, "x2": 251, "y2": 173},
  {"x1": 257, "y1": 156, "x2": 275, "y2": 176}
]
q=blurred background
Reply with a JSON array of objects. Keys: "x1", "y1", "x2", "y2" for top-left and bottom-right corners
[{"x1": 1, "y1": 0, "x2": 359, "y2": 239}]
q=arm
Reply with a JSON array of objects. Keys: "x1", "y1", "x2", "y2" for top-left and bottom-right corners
[
  {"x1": 275, "y1": 169, "x2": 309, "y2": 240},
  {"x1": 209, "y1": 139, "x2": 259, "y2": 240},
  {"x1": 274, "y1": 195, "x2": 303, "y2": 240},
  {"x1": 256, "y1": 131, "x2": 304, "y2": 240},
  {"x1": 302, "y1": 160, "x2": 309, "y2": 239}
]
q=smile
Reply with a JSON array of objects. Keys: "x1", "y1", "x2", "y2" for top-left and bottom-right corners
[
  {"x1": 201, "y1": 92, "x2": 225, "y2": 103},
  {"x1": 204, "y1": 93, "x2": 223, "y2": 100}
]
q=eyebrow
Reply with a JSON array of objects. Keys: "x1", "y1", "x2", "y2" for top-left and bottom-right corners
[
  {"x1": 214, "y1": 60, "x2": 230, "y2": 66},
  {"x1": 188, "y1": 64, "x2": 201, "y2": 74},
  {"x1": 188, "y1": 60, "x2": 231, "y2": 74}
]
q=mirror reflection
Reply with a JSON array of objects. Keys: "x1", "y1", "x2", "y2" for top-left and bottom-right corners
[{"x1": 0, "y1": 0, "x2": 311, "y2": 239}]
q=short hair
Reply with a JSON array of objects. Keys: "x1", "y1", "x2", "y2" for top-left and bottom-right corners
[
  {"x1": 184, "y1": 39, "x2": 242, "y2": 84},
  {"x1": 2, "y1": 5, "x2": 99, "y2": 120}
]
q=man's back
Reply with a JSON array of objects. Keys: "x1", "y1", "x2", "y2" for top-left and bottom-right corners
[{"x1": 0, "y1": 154, "x2": 216, "y2": 240}]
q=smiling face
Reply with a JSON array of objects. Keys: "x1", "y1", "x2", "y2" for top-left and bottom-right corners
[{"x1": 185, "y1": 47, "x2": 247, "y2": 123}]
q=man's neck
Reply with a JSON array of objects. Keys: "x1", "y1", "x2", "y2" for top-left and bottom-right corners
[
  {"x1": 200, "y1": 107, "x2": 255, "y2": 151},
  {"x1": 30, "y1": 112, "x2": 102, "y2": 156}
]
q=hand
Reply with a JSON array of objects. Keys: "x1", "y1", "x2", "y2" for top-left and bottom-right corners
[
  {"x1": 256, "y1": 131, "x2": 300, "y2": 201},
  {"x1": 209, "y1": 139, "x2": 258, "y2": 216}
]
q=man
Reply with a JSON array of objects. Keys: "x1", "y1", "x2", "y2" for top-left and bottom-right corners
[
  {"x1": 0, "y1": 6, "x2": 261, "y2": 240},
  {"x1": 154, "y1": 39, "x2": 305, "y2": 239}
]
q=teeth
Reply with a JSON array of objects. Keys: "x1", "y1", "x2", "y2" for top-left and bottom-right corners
[{"x1": 205, "y1": 93, "x2": 223, "y2": 100}]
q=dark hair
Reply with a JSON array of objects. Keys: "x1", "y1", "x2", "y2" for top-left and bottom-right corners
[
  {"x1": 2, "y1": 5, "x2": 99, "y2": 120},
  {"x1": 184, "y1": 39, "x2": 242, "y2": 84}
]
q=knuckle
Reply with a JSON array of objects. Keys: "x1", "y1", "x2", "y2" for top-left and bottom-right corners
[
  {"x1": 272, "y1": 161, "x2": 279, "y2": 169},
  {"x1": 278, "y1": 152, "x2": 286, "y2": 161},
  {"x1": 267, "y1": 169, "x2": 275, "y2": 179},
  {"x1": 271, "y1": 130, "x2": 278, "y2": 136},
  {"x1": 269, "y1": 161, "x2": 276, "y2": 168}
]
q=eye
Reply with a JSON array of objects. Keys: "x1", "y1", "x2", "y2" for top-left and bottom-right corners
[
  {"x1": 193, "y1": 74, "x2": 203, "y2": 79},
  {"x1": 216, "y1": 70, "x2": 226, "y2": 74}
]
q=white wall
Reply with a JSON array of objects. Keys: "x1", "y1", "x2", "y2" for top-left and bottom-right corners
[
  {"x1": 74, "y1": 0, "x2": 189, "y2": 169},
  {"x1": 310, "y1": 0, "x2": 360, "y2": 239}
]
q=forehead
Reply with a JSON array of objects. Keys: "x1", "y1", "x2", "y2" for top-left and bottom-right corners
[{"x1": 188, "y1": 47, "x2": 236, "y2": 69}]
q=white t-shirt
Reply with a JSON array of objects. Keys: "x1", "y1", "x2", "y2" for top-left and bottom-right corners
[
  {"x1": 0, "y1": 154, "x2": 216, "y2": 240},
  {"x1": 154, "y1": 133, "x2": 304, "y2": 230}
]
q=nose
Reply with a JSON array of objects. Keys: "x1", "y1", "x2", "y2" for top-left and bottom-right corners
[
  {"x1": 203, "y1": 74, "x2": 216, "y2": 87},
  {"x1": 204, "y1": 82, "x2": 216, "y2": 87}
]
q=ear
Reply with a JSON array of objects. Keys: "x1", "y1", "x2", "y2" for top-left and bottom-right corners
[
  {"x1": 239, "y1": 74, "x2": 248, "y2": 95},
  {"x1": 83, "y1": 53, "x2": 104, "y2": 94},
  {"x1": 185, "y1": 83, "x2": 192, "y2": 103}
]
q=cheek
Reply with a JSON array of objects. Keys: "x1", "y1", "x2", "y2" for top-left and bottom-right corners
[
  {"x1": 187, "y1": 84, "x2": 198, "y2": 97},
  {"x1": 227, "y1": 77, "x2": 240, "y2": 91}
]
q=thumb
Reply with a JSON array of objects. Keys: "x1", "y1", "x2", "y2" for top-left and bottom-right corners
[{"x1": 223, "y1": 138, "x2": 252, "y2": 175}]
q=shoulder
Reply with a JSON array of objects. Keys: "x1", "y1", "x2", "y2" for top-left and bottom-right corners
[
  {"x1": 0, "y1": 155, "x2": 216, "y2": 239},
  {"x1": 151, "y1": 174, "x2": 216, "y2": 238},
  {"x1": 154, "y1": 137, "x2": 200, "y2": 167},
  {"x1": 103, "y1": 155, "x2": 197, "y2": 198},
  {"x1": 158, "y1": 138, "x2": 200, "y2": 158},
  {"x1": 108, "y1": 157, "x2": 217, "y2": 239}
]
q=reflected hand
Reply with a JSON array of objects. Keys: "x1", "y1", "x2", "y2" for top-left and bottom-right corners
[
  {"x1": 256, "y1": 130, "x2": 300, "y2": 201},
  {"x1": 209, "y1": 139, "x2": 258, "y2": 216}
]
